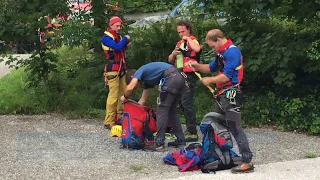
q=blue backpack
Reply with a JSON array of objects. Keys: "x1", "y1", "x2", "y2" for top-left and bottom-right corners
[{"x1": 199, "y1": 112, "x2": 242, "y2": 173}]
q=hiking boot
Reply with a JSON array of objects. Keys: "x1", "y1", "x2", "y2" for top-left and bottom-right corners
[
  {"x1": 166, "y1": 126, "x2": 173, "y2": 133},
  {"x1": 144, "y1": 143, "x2": 165, "y2": 152},
  {"x1": 104, "y1": 124, "x2": 113, "y2": 130},
  {"x1": 168, "y1": 139, "x2": 186, "y2": 148},
  {"x1": 231, "y1": 162, "x2": 255, "y2": 174},
  {"x1": 115, "y1": 118, "x2": 122, "y2": 125},
  {"x1": 184, "y1": 132, "x2": 198, "y2": 142}
]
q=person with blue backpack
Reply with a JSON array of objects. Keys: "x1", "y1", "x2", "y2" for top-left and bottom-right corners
[
  {"x1": 120, "y1": 62, "x2": 187, "y2": 152},
  {"x1": 187, "y1": 29, "x2": 254, "y2": 173}
]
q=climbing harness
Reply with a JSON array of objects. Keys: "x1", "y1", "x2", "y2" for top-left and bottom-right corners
[
  {"x1": 180, "y1": 72, "x2": 190, "y2": 91},
  {"x1": 226, "y1": 89, "x2": 237, "y2": 105}
]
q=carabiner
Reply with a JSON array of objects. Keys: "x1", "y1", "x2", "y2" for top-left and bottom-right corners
[{"x1": 159, "y1": 78, "x2": 166, "y2": 86}]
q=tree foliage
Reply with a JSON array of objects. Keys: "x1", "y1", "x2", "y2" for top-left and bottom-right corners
[
  {"x1": 197, "y1": 0, "x2": 320, "y2": 87},
  {"x1": 0, "y1": 0, "x2": 319, "y2": 134}
]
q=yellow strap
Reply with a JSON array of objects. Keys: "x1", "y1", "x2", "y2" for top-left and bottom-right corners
[
  {"x1": 104, "y1": 31, "x2": 115, "y2": 40},
  {"x1": 194, "y1": 72, "x2": 215, "y2": 94},
  {"x1": 235, "y1": 64, "x2": 243, "y2": 70}
]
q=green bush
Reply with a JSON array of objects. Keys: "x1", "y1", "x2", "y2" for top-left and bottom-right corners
[
  {"x1": 44, "y1": 45, "x2": 108, "y2": 116},
  {"x1": 242, "y1": 89, "x2": 320, "y2": 135},
  {"x1": 0, "y1": 68, "x2": 47, "y2": 114}
]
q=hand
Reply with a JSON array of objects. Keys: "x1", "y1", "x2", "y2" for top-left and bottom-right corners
[
  {"x1": 126, "y1": 42, "x2": 131, "y2": 48},
  {"x1": 171, "y1": 47, "x2": 181, "y2": 56},
  {"x1": 200, "y1": 77, "x2": 213, "y2": 87},
  {"x1": 125, "y1": 35, "x2": 130, "y2": 40},
  {"x1": 138, "y1": 99, "x2": 146, "y2": 106},
  {"x1": 182, "y1": 36, "x2": 189, "y2": 41},
  {"x1": 120, "y1": 95, "x2": 128, "y2": 103},
  {"x1": 184, "y1": 60, "x2": 198, "y2": 71}
]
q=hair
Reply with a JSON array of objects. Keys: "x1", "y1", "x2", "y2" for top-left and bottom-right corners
[
  {"x1": 125, "y1": 69, "x2": 136, "y2": 85},
  {"x1": 176, "y1": 20, "x2": 193, "y2": 34},
  {"x1": 205, "y1": 29, "x2": 225, "y2": 42}
]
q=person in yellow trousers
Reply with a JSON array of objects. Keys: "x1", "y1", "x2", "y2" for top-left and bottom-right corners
[{"x1": 102, "y1": 16, "x2": 130, "y2": 129}]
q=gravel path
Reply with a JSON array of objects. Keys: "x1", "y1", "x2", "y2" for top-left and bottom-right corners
[{"x1": 0, "y1": 114, "x2": 319, "y2": 180}]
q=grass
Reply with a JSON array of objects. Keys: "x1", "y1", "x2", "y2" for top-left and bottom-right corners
[
  {"x1": 130, "y1": 164, "x2": 145, "y2": 172},
  {"x1": 0, "y1": 68, "x2": 46, "y2": 114},
  {"x1": 305, "y1": 153, "x2": 319, "y2": 158}
]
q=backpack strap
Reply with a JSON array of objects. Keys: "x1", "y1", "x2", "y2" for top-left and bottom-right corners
[
  {"x1": 204, "y1": 125, "x2": 231, "y2": 165},
  {"x1": 142, "y1": 111, "x2": 151, "y2": 136},
  {"x1": 204, "y1": 126, "x2": 225, "y2": 163}
]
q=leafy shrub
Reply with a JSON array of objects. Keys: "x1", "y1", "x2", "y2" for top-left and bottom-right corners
[
  {"x1": 242, "y1": 89, "x2": 320, "y2": 135},
  {"x1": 0, "y1": 68, "x2": 47, "y2": 114}
]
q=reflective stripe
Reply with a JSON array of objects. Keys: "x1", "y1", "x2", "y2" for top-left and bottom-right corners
[{"x1": 235, "y1": 64, "x2": 243, "y2": 70}]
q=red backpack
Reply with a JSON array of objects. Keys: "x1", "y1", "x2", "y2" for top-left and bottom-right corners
[{"x1": 121, "y1": 100, "x2": 157, "y2": 149}]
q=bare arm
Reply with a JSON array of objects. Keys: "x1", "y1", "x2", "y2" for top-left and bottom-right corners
[
  {"x1": 200, "y1": 74, "x2": 230, "y2": 88},
  {"x1": 123, "y1": 78, "x2": 139, "y2": 98},
  {"x1": 138, "y1": 89, "x2": 151, "y2": 106},
  {"x1": 190, "y1": 63, "x2": 211, "y2": 73},
  {"x1": 168, "y1": 53, "x2": 176, "y2": 63},
  {"x1": 209, "y1": 74, "x2": 230, "y2": 84},
  {"x1": 186, "y1": 37, "x2": 201, "y2": 52},
  {"x1": 168, "y1": 47, "x2": 181, "y2": 63}
]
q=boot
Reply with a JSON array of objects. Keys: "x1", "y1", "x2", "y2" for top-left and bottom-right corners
[
  {"x1": 231, "y1": 162, "x2": 254, "y2": 174},
  {"x1": 144, "y1": 143, "x2": 165, "y2": 152},
  {"x1": 167, "y1": 139, "x2": 186, "y2": 148},
  {"x1": 184, "y1": 131, "x2": 198, "y2": 142}
]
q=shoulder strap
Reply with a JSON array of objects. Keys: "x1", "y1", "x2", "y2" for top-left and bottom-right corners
[
  {"x1": 176, "y1": 40, "x2": 184, "y2": 48},
  {"x1": 226, "y1": 44, "x2": 243, "y2": 71},
  {"x1": 205, "y1": 125, "x2": 230, "y2": 165},
  {"x1": 104, "y1": 31, "x2": 115, "y2": 40}
]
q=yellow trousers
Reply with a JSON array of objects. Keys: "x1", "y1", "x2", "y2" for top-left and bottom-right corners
[{"x1": 104, "y1": 71, "x2": 127, "y2": 125}]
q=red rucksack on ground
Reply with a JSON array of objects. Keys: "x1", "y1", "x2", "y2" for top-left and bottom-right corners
[{"x1": 121, "y1": 99, "x2": 157, "y2": 149}]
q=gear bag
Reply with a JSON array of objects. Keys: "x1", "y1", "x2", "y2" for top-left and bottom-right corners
[{"x1": 121, "y1": 99, "x2": 157, "y2": 149}]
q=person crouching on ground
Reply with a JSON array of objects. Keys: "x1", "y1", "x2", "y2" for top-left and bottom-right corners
[{"x1": 120, "y1": 62, "x2": 186, "y2": 152}]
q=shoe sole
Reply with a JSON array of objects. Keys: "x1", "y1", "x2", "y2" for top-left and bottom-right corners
[
  {"x1": 168, "y1": 145, "x2": 186, "y2": 148},
  {"x1": 185, "y1": 139, "x2": 199, "y2": 142},
  {"x1": 231, "y1": 169, "x2": 254, "y2": 174},
  {"x1": 144, "y1": 149, "x2": 165, "y2": 152}
]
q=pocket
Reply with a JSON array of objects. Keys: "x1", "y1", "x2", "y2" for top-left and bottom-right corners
[
  {"x1": 219, "y1": 95, "x2": 233, "y2": 110},
  {"x1": 105, "y1": 71, "x2": 119, "y2": 81},
  {"x1": 106, "y1": 75, "x2": 117, "y2": 80},
  {"x1": 160, "y1": 91, "x2": 168, "y2": 102},
  {"x1": 235, "y1": 92, "x2": 243, "y2": 106}
]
